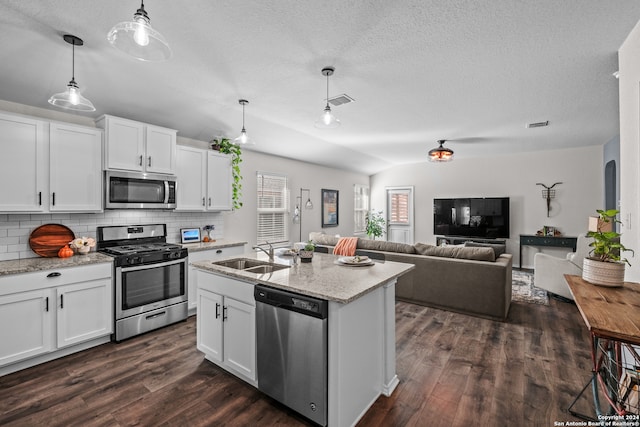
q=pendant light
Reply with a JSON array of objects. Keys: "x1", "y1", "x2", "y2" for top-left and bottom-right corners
[
  {"x1": 315, "y1": 66, "x2": 340, "y2": 129},
  {"x1": 428, "y1": 140, "x2": 454, "y2": 162},
  {"x1": 234, "y1": 99, "x2": 252, "y2": 145},
  {"x1": 48, "y1": 35, "x2": 96, "y2": 112},
  {"x1": 107, "y1": 1, "x2": 171, "y2": 61}
]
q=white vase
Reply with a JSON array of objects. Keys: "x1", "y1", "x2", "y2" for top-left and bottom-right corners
[{"x1": 582, "y1": 257, "x2": 625, "y2": 287}]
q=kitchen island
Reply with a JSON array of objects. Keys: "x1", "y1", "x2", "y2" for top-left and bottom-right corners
[{"x1": 192, "y1": 251, "x2": 414, "y2": 427}]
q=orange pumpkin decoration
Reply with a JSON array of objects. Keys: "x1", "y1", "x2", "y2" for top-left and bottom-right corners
[{"x1": 58, "y1": 245, "x2": 74, "y2": 258}]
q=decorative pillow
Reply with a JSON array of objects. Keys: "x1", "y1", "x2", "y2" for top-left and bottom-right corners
[
  {"x1": 358, "y1": 239, "x2": 417, "y2": 254},
  {"x1": 464, "y1": 241, "x2": 507, "y2": 258},
  {"x1": 311, "y1": 233, "x2": 340, "y2": 246},
  {"x1": 414, "y1": 242, "x2": 495, "y2": 261}
]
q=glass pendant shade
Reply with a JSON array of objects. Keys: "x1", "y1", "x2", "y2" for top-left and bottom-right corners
[
  {"x1": 234, "y1": 99, "x2": 253, "y2": 145},
  {"x1": 48, "y1": 35, "x2": 95, "y2": 112},
  {"x1": 293, "y1": 205, "x2": 300, "y2": 224},
  {"x1": 107, "y1": 1, "x2": 171, "y2": 61},
  {"x1": 315, "y1": 66, "x2": 341, "y2": 129},
  {"x1": 428, "y1": 140, "x2": 454, "y2": 162},
  {"x1": 305, "y1": 198, "x2": 313, "y2": 209}
]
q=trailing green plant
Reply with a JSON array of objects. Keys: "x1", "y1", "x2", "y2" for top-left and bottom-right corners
[
  {"x1": 211, "y1": 138, "x2": 243, "y2": 210},
  {"x1": 365, "y1": 210, "x2": 386, "y2": 240},
  {"x1": 586, "y1": 209, "x2": 634, "y2": 266}
]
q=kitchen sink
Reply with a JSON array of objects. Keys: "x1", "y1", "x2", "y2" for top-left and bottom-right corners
[{"x1": 211, "y1": 258, "x2": 289, "y2": 273}]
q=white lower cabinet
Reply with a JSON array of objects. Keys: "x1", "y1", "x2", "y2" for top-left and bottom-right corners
[
  {"x1": 196, "y1": 271, "x2": 256, "y2": 383},
  {"x1": 187, "y1": 245, "x2": 245, "y2": 314},
  {"x1": 0, "y1": 263, "x2": 113, "y2": 374}
]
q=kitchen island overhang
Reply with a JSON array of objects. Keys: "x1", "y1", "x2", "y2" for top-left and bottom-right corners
[{"x1": 192, "y1": 252, "x2": 414, "y2": 427}]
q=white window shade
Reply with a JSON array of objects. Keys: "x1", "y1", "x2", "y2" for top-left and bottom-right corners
[
  {"x1": 257, "y1": 172, "x2": 289, "y2": 244},
  {"x1": 354, "y1": 184, "x2": 370, "y2": 233}
]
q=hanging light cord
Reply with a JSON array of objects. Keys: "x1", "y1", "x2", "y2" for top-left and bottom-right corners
[
  {"x1": 325, "y1": 72, "x2": 330, "y2": 109},
  {"x1": 241, "y1": 101, "x2": 246, "y2": 132},
  {"x1": 70, "y1": 39, "x2": 76, "y2": 83}
]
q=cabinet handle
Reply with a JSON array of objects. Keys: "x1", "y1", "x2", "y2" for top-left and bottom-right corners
[
  {"x1": 52, "y1": 192, "x2": 55, "y2": 206},
  {"x1": 60, "y1": 294, "x2": 64, "y2": 309},
  {"x1": 215, "y1": 303, "x2": 220, "y2": 319},
  {"x1": 148, "y1": 156, "x2": 152, "y2": 167},
  {"x1": 46, "y1": 272, "x2": 61, "y2": 278},
  {"x1": 216, "y1": 249, "x2": 222, "y2": 254},
  {"x1": 38, "y1": 191, "x2": 42, "y2": 206},
  {"x1": 208, "y1": 197, "x2": 212, "y2": 207},
  {"x1": 222, "y1": 306, "x2": 228, "y2": 321},
  {"x1": 139, "y1": 155, "x2": 143, "y2": 166},
  {"x1": 202, "y1": 197, "x2": 205, "y2": 206},
  {"x1": 45, "y1": 297, "x2": 49, "y2": 312}
]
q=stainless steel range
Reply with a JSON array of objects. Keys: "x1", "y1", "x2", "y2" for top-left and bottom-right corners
[{"x1": 97, "y1": 224, "x2": 188, "y2": 342}]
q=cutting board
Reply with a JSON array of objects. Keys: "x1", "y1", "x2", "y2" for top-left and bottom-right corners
[{"x1": 29, "y1": 224, "x2": 75, "y2": 257}]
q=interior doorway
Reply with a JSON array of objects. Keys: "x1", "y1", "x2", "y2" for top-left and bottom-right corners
[{"x1": 386, "y1": 186, "x2": 414, "y2": 244}]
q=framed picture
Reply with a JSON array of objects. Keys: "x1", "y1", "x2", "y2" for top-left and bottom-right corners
[
  {"x1": 544, "y1": 226, "x2": 555, "y2": 236},
  {"x1": 321, "y1": 189, "x2": 339, "y2": 227}
]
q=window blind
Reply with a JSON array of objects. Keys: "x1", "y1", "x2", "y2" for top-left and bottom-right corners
[
  {"x1": 257, "y1": 172, "x2": 289, "y2": 244},
  {"x1": 390, "y1": 193, "x2": 409, "y2": 224},
  {"x1": 353, "y1": 184, "x2": 370, "y2": 233}
]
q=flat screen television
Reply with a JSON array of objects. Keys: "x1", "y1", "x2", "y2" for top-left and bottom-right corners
[{"x1": 433, "y1": 197, "x2": 510, "y2": 239}]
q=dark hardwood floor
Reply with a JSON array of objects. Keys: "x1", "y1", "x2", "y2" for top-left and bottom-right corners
[{"x1": 0, "y1": 299, "x2": 596, "y2": 426}]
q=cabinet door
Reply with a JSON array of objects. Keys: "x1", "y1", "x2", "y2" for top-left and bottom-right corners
[
  {"x1": 176, "y1": 146, "x2": 207, "y2": 211},
  {"x1": 49, "y1": 123, "x2": 103, "y2": 212},
  {"x1": 197, "y1": 288, "x2": 223, "y2": 363},
  {"x1": 223, "y1": 297, "x2": 256, "y2": 381},
  {"x1": 145, "y1": 125, "x2": 176, "y2": 174},
  {"x1": 56, "y1": 278, "x2": 113, "y2": 349},
  {"x1": 103, "y1": 116, "x2": 144, "y2": 172},
  {"x1": 0, "y1": 289, "x2": 53, "y2": 366},
  {"x1": 207, "y1": 152, "x2": 232, "y2": 211},
  {"x1": 0, "y1": 112, "x2": 46, "y2": 212}
]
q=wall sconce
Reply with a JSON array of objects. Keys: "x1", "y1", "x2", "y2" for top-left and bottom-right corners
[
  {"x1": 536, "y1": 182, "x2": 562, "y2": 217},
  {"x1": 292, "y1": 188, "x2": 313, "y2": 241}
]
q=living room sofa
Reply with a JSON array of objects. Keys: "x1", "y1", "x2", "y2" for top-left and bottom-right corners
[{"x1": 310, "y1": 233, "x2": 513, "y2": 320}]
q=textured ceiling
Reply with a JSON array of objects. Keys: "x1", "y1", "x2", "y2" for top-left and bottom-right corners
[{"x1": 1, "y1": 1, "x2": 639, "y2": 175}]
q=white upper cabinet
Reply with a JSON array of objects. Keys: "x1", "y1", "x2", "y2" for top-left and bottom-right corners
[
  {"x1": 49, "y1": 123, "x2": 103, "y2": 212},
  {"x1": 0, "y1": 111, "x2": 103, "y2": 213},
  {"x1": 0, "y1": 112, "x2": 46, "y2": 212},
  {"x1": 176, "y1": 146, "x2": 232, "y2": 211},
  {"x1": 97, "y1": 115, "x2": 176, "y2": 175}
]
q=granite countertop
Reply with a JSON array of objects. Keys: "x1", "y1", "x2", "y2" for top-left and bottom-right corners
[
  {"x1": 181, "y1": 239, "x2": 247, "y2": 252},
  {"x1": 0, "y1": 252, "x2": 114, "y2": 276},
  {"x1": 192, "y1": 251, "x2": 415, "y2": 304}
]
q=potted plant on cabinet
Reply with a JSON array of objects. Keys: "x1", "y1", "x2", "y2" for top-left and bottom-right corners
[
  {"x1": 210, "y1": 138, "x2": 243, "y2": 210},
  {"x1": 365, "y1": 210, "x2": 386, "y2": 240},
  {"x1": 582, "y1": 209, "x2": 634, "y2": 287},
  {"x1": 299, "y1": 241, "x2": 315, "y2": 263}
]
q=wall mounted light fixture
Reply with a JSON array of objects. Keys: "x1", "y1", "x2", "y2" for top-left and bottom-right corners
[
  {"x1": 48, "y1": 35, "x2": 96, "y2": 112},
  {"x1": 536, "y1": 182, "x2": 562, "y2": 217},
  {"x1": 108, "y1": 1, "x2": 171, "y2": 61},
  {"x1": 315, "y1": 66, "x2": 340, "y2": 129}
]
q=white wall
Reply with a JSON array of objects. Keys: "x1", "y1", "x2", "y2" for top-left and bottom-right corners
[
  {"x1": 370, "y1": 146, "x2": 604, "y2": 268},
  {"x1": 619, "y1": 20, "x2": 640, "y2": 282},
  {"x1": 223, "y1": 150, "x2": 369, "y2": 247}
]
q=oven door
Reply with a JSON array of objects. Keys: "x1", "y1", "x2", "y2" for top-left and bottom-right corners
[{"x1": 115, "y1": 258, "x2": 187, "y2": 320}]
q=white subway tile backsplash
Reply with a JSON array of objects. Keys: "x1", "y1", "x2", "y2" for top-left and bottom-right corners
[{"x1": 0, "y1": 210, "x2": 225, "y2": 260}]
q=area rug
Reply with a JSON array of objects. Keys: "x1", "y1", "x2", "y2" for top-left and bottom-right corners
[{"x1": 512, "y1": 270, "x2": 549, "y2": 305}]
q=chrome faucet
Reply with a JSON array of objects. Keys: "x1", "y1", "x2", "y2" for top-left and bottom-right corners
[{"x1": 253, "y1": 241, "x2": 274, "y2": 262}]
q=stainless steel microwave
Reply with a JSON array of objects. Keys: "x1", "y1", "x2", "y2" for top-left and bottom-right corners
[{"x1": 105, "y1": 170, "x2": 177, "y2": 209}]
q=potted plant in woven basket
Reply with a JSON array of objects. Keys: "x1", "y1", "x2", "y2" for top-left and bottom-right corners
[
  {"x1": 299, "y1": 241, "x2": 315, "y2": 263},
  {"x1": 582, "y1": 209, "x2": 634, "y2": 287}
]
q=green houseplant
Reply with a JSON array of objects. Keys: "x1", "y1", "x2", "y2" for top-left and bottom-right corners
[
  {"x1": 299, "y1": 240, "x2": 315, "y2": 262},
  {"x1": 582, "y1": 209, "x2": 634, "y2": 287},
  {"x1": 365, "y1": 210, "x2": 386, "y2": 240},
  {"x1": 211, "y1": 138, "x2": 243, "y2": 210}
]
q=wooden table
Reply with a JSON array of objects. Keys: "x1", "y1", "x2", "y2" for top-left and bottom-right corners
[{"x1": 564, "y1": 274, "x2": 640, "y2": 420}]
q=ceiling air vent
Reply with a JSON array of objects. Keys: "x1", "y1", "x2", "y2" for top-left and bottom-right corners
[
  {"x1": 328, "y1": 94, "x2": 355, "y2": 107},
  {"x1": 527, "y1": 121, "x2": 549, "y2": 128}
]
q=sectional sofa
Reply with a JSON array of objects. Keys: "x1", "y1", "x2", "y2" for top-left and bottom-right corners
[{"x1": 310, "y1": 233, "x2": 513, "y2": 320}]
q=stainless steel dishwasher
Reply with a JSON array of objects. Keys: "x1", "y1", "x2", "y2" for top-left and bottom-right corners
[{"x1": 254, "y1": 284, "x2": 329, "y2": 426}]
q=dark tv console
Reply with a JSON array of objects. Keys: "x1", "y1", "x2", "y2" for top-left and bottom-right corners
[{"x1": 436, "y1": 236, "x2": 506, "y2": 246}]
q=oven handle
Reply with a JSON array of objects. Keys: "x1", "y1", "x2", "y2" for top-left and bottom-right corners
[
  {"x1": 119, "y1": 257, "x2": 187, "y2": 273},
  {"x1": 146, "y1": 311, "x2": 167, "y2": 320}
]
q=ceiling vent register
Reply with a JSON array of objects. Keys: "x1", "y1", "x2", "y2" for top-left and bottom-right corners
[{"x1": 328, "y1": 94, "x2": 355, "y2": 107}]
